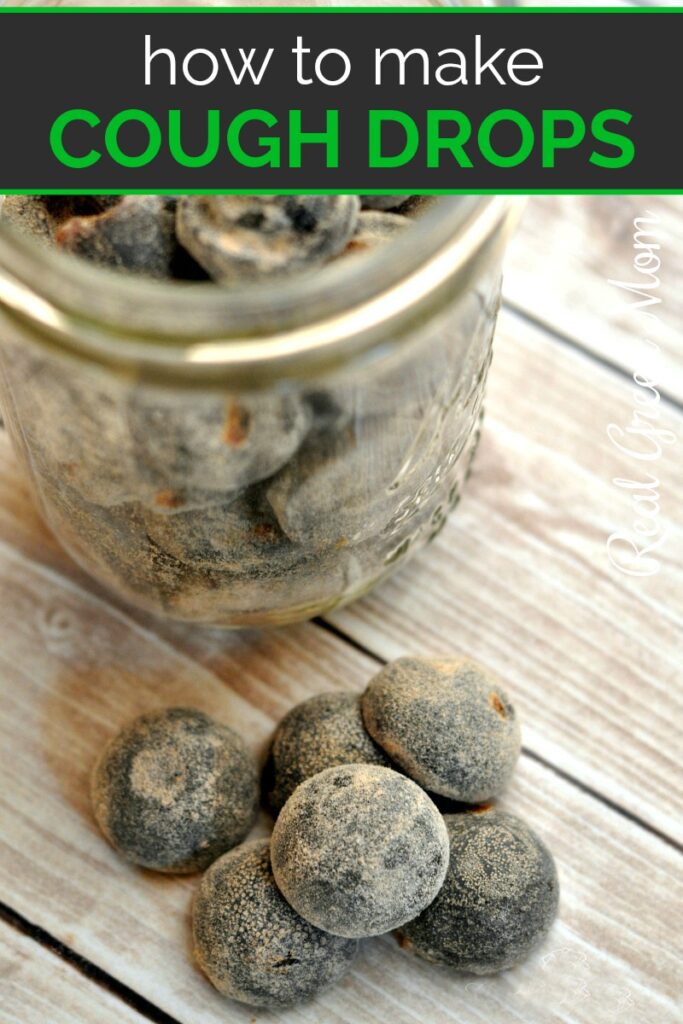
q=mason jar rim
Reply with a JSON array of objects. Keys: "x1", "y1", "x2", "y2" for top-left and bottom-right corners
[{"x1": 0, "y1": 194, "x2": 519, "y2": 383}]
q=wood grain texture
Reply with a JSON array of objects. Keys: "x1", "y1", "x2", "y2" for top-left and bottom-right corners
[
  {"x1": 505, "y1": 197, "x2": 683, "y2": 403},
  {"x1": 0, "y1": 920, "x2": 149, "y2": 1024},
  {"x1": 0, "y1": 536, "x2": 680, "y2": 1024},
  {"x1": 329, "y1": 307, "x2": 683, "y2": 843}
]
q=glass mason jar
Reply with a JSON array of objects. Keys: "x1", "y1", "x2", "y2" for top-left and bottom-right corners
[{"x1": 0, "y1": 196, "x2": 517, "y2": 627}]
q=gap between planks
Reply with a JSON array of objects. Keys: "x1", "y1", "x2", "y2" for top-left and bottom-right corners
[
  {"x1": 1, "y1": 905, "x2": 178, "y2": 1024},
  {"x1": 501, "y1": 297, "x2": 683, "y2": 417}
]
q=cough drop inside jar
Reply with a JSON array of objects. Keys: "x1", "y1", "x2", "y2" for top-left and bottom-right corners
[{"x1": 0, "y1": 193, "x2": 511, "y2": 626}]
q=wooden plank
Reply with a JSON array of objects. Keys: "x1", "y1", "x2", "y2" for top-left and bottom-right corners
[
  {"x1": 0, "y1": 919, "x2": 149, "y2": 1024},
  {"x1": 0, "y1": 536, "x2": 680, "y2": 1024},
  {"x1": 505, "y1": 196, "x2": 683, "y2": 402},
  {"x1": 329, "y1": 307, "x2": 683, "y2": 843}
]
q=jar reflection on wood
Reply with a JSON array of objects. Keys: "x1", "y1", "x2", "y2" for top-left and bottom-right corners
[{"x1": 0, "y1": 197, "x2": 513, "y2": 626}]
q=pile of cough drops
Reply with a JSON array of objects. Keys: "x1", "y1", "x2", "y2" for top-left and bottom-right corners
[
  {"x1": 91, "y1": 656, "x2": 559, "y2": 1009},
  {"x1": 0, "y1": 193, "x2": 430, "y2": 281}
]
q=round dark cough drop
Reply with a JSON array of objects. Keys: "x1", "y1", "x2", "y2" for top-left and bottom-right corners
[
  {"x1": 362, "y1": 657, "x2": 521, "y2": 803},
  {"x1": 399, "y1": 808, "x2": 559, "y2": 973},
  {"x1": 193, "y1": 840, "x2": 357, "y2": 1008},
  {"x1": 270, "y1": 764, "x2": 449, "y2": 938},
  {"x1": 265, "y1": 692, "x2": 393, "y2": 816},
  {"x1": 91, "y1": 707, "x2": 259, "y2": 873},
  {"x1": 176, "y1": 195, "x2": 360, "y2": 282},
  {"x1": 55, "y1": 196, "x2": 178, "y2": 278}
]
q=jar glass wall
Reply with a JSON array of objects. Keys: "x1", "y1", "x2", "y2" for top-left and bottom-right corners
[{"x1": 0, "y1": 196, "x2": 516, "y2": 627}]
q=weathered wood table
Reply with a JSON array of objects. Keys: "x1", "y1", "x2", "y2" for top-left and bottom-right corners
[{"x1": 1, "y1": 195, "x2": 681, "y2": 1024}]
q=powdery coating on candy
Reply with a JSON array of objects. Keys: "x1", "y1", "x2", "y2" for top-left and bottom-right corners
[
  {"x1": 91, "y1": 707, "x2": 259, "y2": 873},
  {"x1": 143, "y1": 491, "x2": 287, "y2": 571},
  {"x1": 271, "y1": 764, "x2": 449, "y2": 939},
  {"x1": 56, "y1": 196, "x2": 178, "y2": 278},
  {"x1": 362, "y1": 657, "x2": 521, "y2": 803},
  {"x1": 265, "y1": 409, "x2": 434, "y2": 548},
  {"x1": 21, "y1": 358, "x2": 138, "y2": 508},
  {"x1": 193, "y1": 840, "x2": 358, "y2": 1008},
  {"x1": 177, "y1": 195, "x2": 360, "y2": 282},
  {"x1": 38, "y1": 474, "x2": 215, "y2": 613},
  {"x1": 128, "y1": 389, "x2": 311, "y2": 496},
  {"x1": 0, "y1": 196, "x2": 55, "y2": 245},
  {"x1": 398, "y1": 808, "x2": 559, "y2": 973},
  {"x1": 266, "y1": 692, "x2": 393, "y2": 816},
  {"x1": 161, "y1": 542, "x2": 365, "y2": 625}
]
